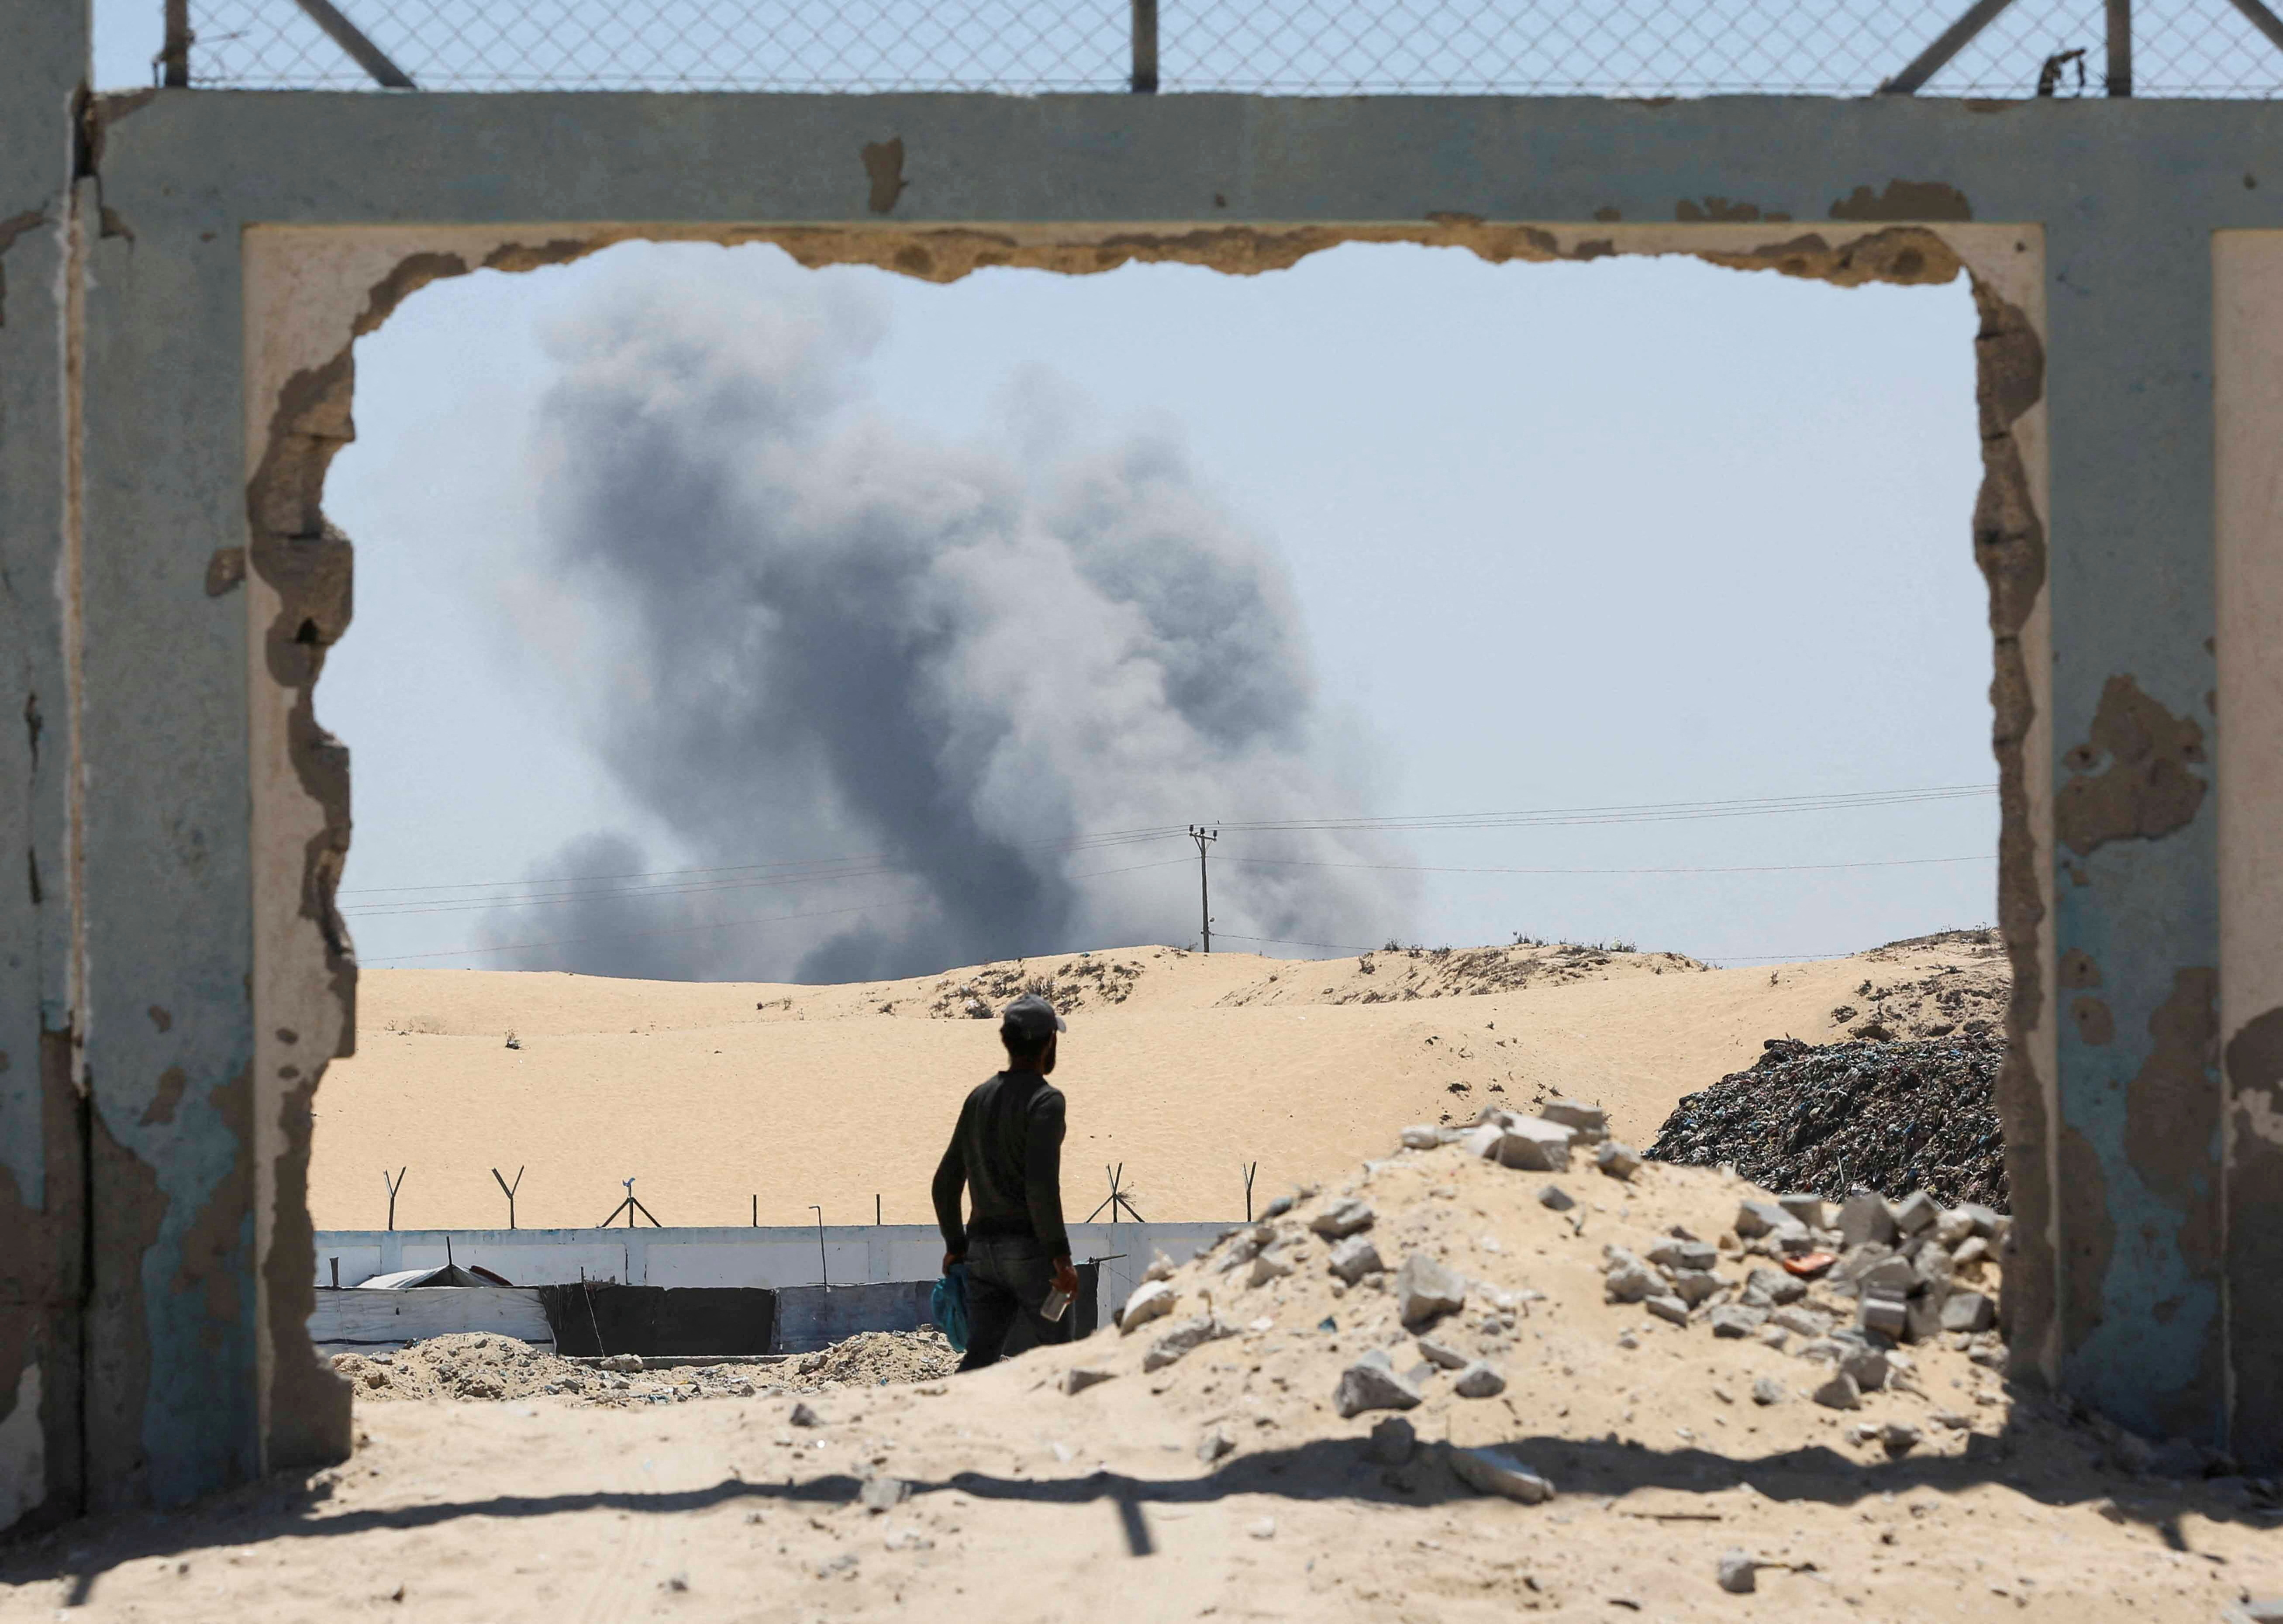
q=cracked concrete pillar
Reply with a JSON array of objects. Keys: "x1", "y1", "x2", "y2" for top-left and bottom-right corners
[{"x1": 0, "y1": 0, "x2": 90, "y2": 1537}]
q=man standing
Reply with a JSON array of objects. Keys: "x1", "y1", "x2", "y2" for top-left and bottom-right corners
[{"x1": 931, "y1": 993, "x2": 1081, "y2": 1371}]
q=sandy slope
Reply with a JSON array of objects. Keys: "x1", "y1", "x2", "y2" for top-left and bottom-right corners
[
  {"x1": 10, "y1": 1133, "x2": 2272, "y2": 1624},
  {"x1": 312, "y1": 934, "x2": 2007, "y2": 1231}
]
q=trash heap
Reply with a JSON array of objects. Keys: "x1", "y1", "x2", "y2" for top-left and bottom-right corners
[{"x1": 1644, "y1": 1035, "x2": 2009, "y2": 1209}]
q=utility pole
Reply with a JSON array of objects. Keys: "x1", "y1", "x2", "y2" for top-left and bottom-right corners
[{"x1": 1189, "y1": 824, "x2": 1218, "y2": 952}]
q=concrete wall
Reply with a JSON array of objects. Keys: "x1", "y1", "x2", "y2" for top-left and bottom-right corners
[
  {"x1": 311, "y1": 1222, "x2": 1228, "y2": 1320},
  {"x1": 7, "y1": 8, "x2": 2283, "y2": 1521}
]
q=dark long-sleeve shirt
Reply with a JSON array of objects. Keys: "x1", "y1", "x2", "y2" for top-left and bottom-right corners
[{"x1": 931, "y1": 1069, "x2": 1070, "y2": 1260}]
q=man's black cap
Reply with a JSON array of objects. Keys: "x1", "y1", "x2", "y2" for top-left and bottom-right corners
[{"x1": 1000, "y1": 993, "x2": 1066, "y2": 1045}]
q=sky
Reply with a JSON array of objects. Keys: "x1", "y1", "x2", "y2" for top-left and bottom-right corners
[{"x1": 304, "y1": 238, "x2": 1996, "y2": 979}]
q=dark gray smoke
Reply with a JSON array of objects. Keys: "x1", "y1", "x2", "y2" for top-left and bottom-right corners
[{"x1": 483, "y1": 246, "x2": 1411, "y2": 982}]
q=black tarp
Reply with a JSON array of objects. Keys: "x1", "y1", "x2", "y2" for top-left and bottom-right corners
[{"x1": 539, "y1": 1284, "x2": 776, "y2": 1357}]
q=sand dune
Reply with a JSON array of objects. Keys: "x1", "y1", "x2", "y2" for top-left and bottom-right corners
[{"x1": 311, "y1": 933, "x2": 2007, "y2": 1232}]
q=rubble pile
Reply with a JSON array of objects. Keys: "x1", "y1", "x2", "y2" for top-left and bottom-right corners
[
  {"x1": 1644, "y1": 1035, "x2": 2009, "y2": 1209},
  {"x1": 331, "y1": 1327, "x2": 955, "y2": 1406}
]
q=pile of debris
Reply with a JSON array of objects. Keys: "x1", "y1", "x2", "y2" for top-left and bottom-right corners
[
  {"x1": 330, "y1": 1327, "x2": 956, "y2": 1407},
  {"x1": 1643, "y1": 1035, "x2": 2009, "y2": 1210}
]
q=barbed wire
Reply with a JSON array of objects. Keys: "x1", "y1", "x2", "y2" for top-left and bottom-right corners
[{"x1": 177, "y1": 0, "x2": 2283, "y2": 96}]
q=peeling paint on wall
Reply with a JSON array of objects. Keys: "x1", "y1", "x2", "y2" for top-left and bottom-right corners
[
  {"x1": 2056, "y1": 674, "x2": 2209, "y2": 856},
  {"x1": 0, "y1": 1361, "x2": 44, "y2": 1531},
  {"x1": 1830, "y1": 179, "x2": 1973, "y2": 221}
]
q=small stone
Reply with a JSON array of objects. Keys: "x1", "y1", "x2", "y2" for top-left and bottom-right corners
[
  {"x1": 1539, "y1": 1098, "x2": 1609, "y2": 1141},
  {"x1": 1602, "y1": 1250, "x2": 1660, "y2": 1304},
  {"x1": 1880, "y1": 1421, "x2": 1923, "y2": 1457},
  {"x1": 1751, "y1": 1376, "x2": 1786, "y2": 1405},
  {"x1": 1934, "y1": 1207, "x2": 1978, "y2": 1248},
  {"x1": 859, "y1": 1475, "x2": 909, "y2": 1512},
  {"x1": 1335, "y1": 1349, "x2": 1424, "y2": 1417},
  {"x1": 1616, "y1": 1330, "x2": 1639, "y2": 1350},
  {"x1": 1366, "y1": 1416, "x2": 1417, "y2": 1465},
  {"x1": 1647, "y1": 1238, "x2": 1720, "y2": 1272},
  {"x1": 1717, "y1": 1550, "x2": 1758, "y2": 1593},
  {"x1": 1777, "y1": 1193, "x2": 1828, "y2": 1230},
  {"x1": 1327, "y1": 1234, "x2": 1386, "y2": 1285},
  {"x1": 1416, "y1": 1336, "x2": 1469, "y2": 1370},
  {"x1": 1260, "y1": 1194, "x2": 1295, "y2": 1221},
  {"x1": 1813, "y1": 1371, "x2": 1862, "y2": 1410},
  {"x1": 1855, "y1": 1256, "x2": 1915, "y2": 1298},
  {"x1": 1952, "y1": 1236, "x2": 1991, "y2": 1268},
  {"x1": 1246, "y1": 1517, "x2": 1276, "y2": 1539},
  {"x1": 1644, "y1": 1294, "x2": 1690, "y2": 1327},
  {"x1": 1143, "y1": 1251, "x2": 1178, "y2": 1282},
  {"x1": 1594, "y1": 1141, "x2": 1642, "y2": 1180},
  {"x1": 1310, "y1": 1198, "x2": 1376, "y2": 1239},
  {"x1": 1479, "y1": 1117, "x2": 1576, "y2": 1172},
  {"x1": 788, "y1": 1402, "x2": 824, "y2": 1427},
  {"x1": 1394, "y1": 1253, "x2": 1468, "y2": 1326},
  {"x1": 1198, "y1": 1425, "x2": 1236, "y2": 1463},
  {"x1": 1452, "y1": 1361, "x2": 1507, "y2": 1398},
  {"x1": 1745, "y1": 1265, "x2": 1806, "y2": 1305},
  {"x1": 1707, "y1": 1304, "x2": 1768, "y2": 1338},
  {"x1": 1670, "y1": 1269, "x2": 1724, "y2": 1307},
  {"x1": 1446, "y1": 1443, "x2": 1555, "y2": 1504},
  {"x1": 1244, "y1": 1248, "x2": 1295, "y2": 1288},
  {"x1": 1211, "y1": 1224, "x2": 1273, "y2": 1273},
  {"x1": 1859, "y1": 1291, "x2": 1908, "y2": 1338},
  {"x1": 1837, "y1": 1190, "x2": 1899, "y2": 1248},
  {"x1": 1059, "y1": 1367, "x2": 1116, "y2": 1396},
  {"x1": 1400, "y1": 1124, "x2": 1441, "y2": 1149},
  {"x1": 1120, "y1": 1279, "x2": 1179, "y2": 1334},
  {"x1": 1953, "y1": 1202, "x2": 2003, "y2": 1238},
  {"x1": 1842, "y1": 1346, "x2": 1889, "y2": 1391},
  {"x1": 1940, "y1": 1291, "x2": 1996, "y2": 1333},
  {"x1": 1890, "y1": 1190, "x2": 1941, "y2": 1234},
  {"x1": 1734, "y1": 1200, "x2": 1790, "y2": 1238},
  {"x1": 1537, "y1": 1184, "x2": 1575, "y2": 1212},
  {"x1": 883, "y1": 1528, "x2": 935, "y2": 1552}
]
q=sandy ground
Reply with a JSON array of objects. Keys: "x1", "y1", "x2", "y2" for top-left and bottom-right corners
[
  {"x1": 314, "y1": 932, "x2": 2007, "y2": 1229},
  {"x1": 9, "y1": 1123, "x2": 2275, "y2": 1623}
]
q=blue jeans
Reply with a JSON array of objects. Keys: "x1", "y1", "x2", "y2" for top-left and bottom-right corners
[{"x1": 959, "y1": 1235, "x2": 1069, "y2": 1371}]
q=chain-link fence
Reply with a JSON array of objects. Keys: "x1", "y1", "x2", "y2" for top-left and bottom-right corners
[{"x1": 176, "y1": 0, "x2": 2283, "y2": 96}]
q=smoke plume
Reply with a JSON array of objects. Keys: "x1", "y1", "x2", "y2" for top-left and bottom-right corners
[{"x1": 483, "y1": 246, "x2": 1411, "y2": 982}]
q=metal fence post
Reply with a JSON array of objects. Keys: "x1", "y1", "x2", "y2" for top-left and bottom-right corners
[
  {"x1": 159, "y1": 0, "x2": 191, "y2": 86},
  {"x1": 1130, "y1": 0, "x2": 1158, "y2": 93}
]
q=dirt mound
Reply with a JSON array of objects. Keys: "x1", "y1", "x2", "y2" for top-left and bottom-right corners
[
  {"x1": 1213, "y1": 941, "x2": 1710, "y2": 1007},
  {"x1": 331, "y1": 1327, "x2": 956, "y2": 1406},
  {"x1": 1642, "y1": 1035, "x2": 2009, "y2": 1210}
]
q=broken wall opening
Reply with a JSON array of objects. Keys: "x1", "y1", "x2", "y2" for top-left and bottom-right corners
[{"x1": 240, "y1": 217, "x2": 2054, "y2": 1455}]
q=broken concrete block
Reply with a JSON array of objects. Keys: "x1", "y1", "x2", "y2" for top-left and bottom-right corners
[
  {"x1": 1939, "y1": 1291, "x2": 1995, "y2": 1333},
  {"x1": 1890, "y1": 1189, "x2": 1940, "y2": 1234},
  {"x1": 1717, "y1": 1550, "x2": 1758, "y2": 1594},
  {"x1": 1143, "y1": 1314, "x2": 1231, "y2": 1372},
  {"x1": 1710, "y1": 1304, "x2": 1769, "y2": 1338},
  {"x1": 1859, "y1": 1290, "x2": 1908, "y2": 1338},
  {"x1": 1244, "y1": 1248, "x2": 1296, "y2": 1289},
  {"x1": 1446, "y1": 1443, "x2": 1555, "y2": 1504},
  {"x1": 1197, "y1": 1425, "x2": 1236, "y2": 1463},
  {"x1": 1837, "y1": 1190, "x2": 1899, "y2": 1249},
  {"x1": 1395, "y1": 1253, "x2": 1468, "y2": 1326},
  {"x1": 1334, "y1": 1349, "x2": 1424, "y2": 1418},
  {"x1": 1366, "y1": 1415, "x2": 1417, "y2": 1465},
  {"x1": 1812, "y1": 1371, "x2": 1862, "y2": 1410},
  {"x1": 1400, "y1": 1124, "x2": 1441, "y2": 1150},
  {"x1": 1750, "y1": 1376, "x2": 1786, "y2": 1405},
  {"x1": 1670, "y1": 1269, "x2": 1724, "y2": 1307},
  {"x1": 1905, "y1": 1290, "x2": 1948, "y2": 1344},
  {"x1": 1212, "y1": 1225, "x2": 1273, "y2": 1273},
  {"x1": 1538, "y1": 1099, "x2": 1608, "y2": 1142},
  {"x1": 1953, "y1": 1201, "x2": 2002, "y2": 1238},
  {"x1": 1603, "y1": 1251, "x2": 1661, "y2": 1304},
  {"x1": 1594, "y1": 1140, "x2": 1642, "y2": 1180},
  {"x1": 1120, "y1": 1279, "x2": 1179, "y2": 1334},
  {"x1": 1416, "y1": 1335, "x2": 1469, "y2": 1370},
  {"x1": 1327, "y1": 1234, "x2": 1386, "y2": 1285},
  {"x1": 1644, "y1": 1293, "x2": 1690, "y2": 1327},
  {"x1": 1310, "y1": 1198, "x2": 1376, "y2": 1239},
  {"x1": 1733, "y1": 1200, "x2": 1790, "y2": 1238},
  {"x1": 1537, "y1": 1183, "x2": 1575, "y2": 1211},
  {"x1": 859, "y1": 1474, "x2": 910, "y2": 1512},
  {"x1": 1777, "y1": 1193, "x2": 1829, "y2": 1230},
  {"x1": 1452, "y1": 1361, "x2": 1507, "y2": 1399},
  {"x1": 1879, "y1": 1421, "x2": 1922, "y2": 1458},
  {"x1": 1459, "y1": 1122, "x2": 1507, "y2": 1161},
  {"x1": 1059, "y1": 1366, "x2": 1117, "y2": 1396},
  {"x1": 1840, "y1": 1345, "x2": 1889, "y2": 1392},
  {"x1": 1933, "y1": 1207, "x2": 1978, "y2": 1248},
  {"x1": 1648, "y1": 1238, "x2": 1720, "y2": 1273},
  {"x1": 1952, "y1": 1235, "x2": 1991, "y2": 1268},
  {"x1": 1485, "y1": 1117, "x2": 1576, "y2": 1172},
  {"x1": 1857, "y1": 1256, "x2": 1916, "y2": 1298},
  {"x1": 1767, "y1": 1219, "x2": 1817, "y2": 1255},
  {"x1": 1771, "y1": 1304, "x2": 1833, "y2": 1338},
  {"x1": 1745, "y1": 1265, "x2": 1806, "y2": 1306},
  {"x1": 1143, "y1": 1251, "x2": 1178, "y2": 1283}
]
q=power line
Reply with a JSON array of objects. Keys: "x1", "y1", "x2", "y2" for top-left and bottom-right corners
[{"x1": 1221, "y1": 852, "x2": 1996, "y2": 878}]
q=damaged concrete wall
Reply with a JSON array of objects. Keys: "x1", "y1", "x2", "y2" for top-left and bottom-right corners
[
  {"x1": 2, "y1": 71, "x2": 2279, "y2": 1523},
  {"x1": 0, "y1": 0, "x2": 89, "y2": 1537}
]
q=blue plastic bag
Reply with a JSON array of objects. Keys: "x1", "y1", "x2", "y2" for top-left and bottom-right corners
[{"x1": 931, "y1": 1263, "x2": 970, "y2": 1355}]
